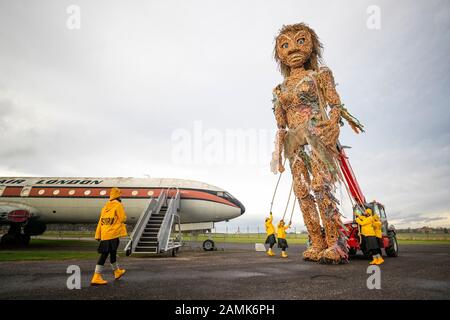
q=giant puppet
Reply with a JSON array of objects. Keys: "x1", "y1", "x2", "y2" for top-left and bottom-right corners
[{"x1": 270, "y1": 23, "x2": 364, "y2": 264}]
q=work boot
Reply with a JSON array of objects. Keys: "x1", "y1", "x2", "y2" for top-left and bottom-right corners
[
  {"x1": 267, "y1": 248, "x2": 275, "y2": 256},
  {"x1": 91, "y1": 273, "x2": 108, "y2": 286},
  {"x1": 375, "y1": 257, "x2": 384, "y2": 265},
  {"x1": 91, "y1": 265, "x2": 107, "y2": 286},
  {"x1": 114, "y1": 269, "x2": 126, "y2": 280},
  {"x1": 281, "y1": 251, "x2": 288, "y2": 258},
  {"x1": 111, "y1": 262, "x2": 126, "y2": 280}
]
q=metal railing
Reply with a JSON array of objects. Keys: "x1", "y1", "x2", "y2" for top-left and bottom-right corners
[
  {"x1": 124, "y1": 191, "x2": 166, "y2": 254},
  {"x1": 157, "y1": 188, "x2": 181, "y2": 252}
]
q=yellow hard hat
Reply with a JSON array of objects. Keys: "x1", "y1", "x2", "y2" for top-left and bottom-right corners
[
  {"x1": 109, "y1": 187, "x2": 121, "y2": 200},
  {"x1": 365, "y1": 208, "x2": 373, "y2": 215}
]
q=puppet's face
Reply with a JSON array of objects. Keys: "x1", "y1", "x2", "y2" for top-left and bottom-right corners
[{"x1": 276, "y1": 28, "x2": 313, "y2": 69}]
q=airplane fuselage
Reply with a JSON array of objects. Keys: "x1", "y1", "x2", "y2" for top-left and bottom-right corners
[{"x1": 0, "y1": 177, "x2": 245, "y2": 226}]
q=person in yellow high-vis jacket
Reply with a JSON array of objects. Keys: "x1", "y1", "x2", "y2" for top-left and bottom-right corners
[
  {"x1": 372, "y1": 214, "x2": 384, "y2": 265},
  {"x1": 277, "y1": 219, "x2": 291, "y2": 258},
  {"x1": 264, "y1": 212, "x2": 277, "y2": 256},
  {"x1": 356, "y1": 208, "x2": 382, "y2": 265},
  {"x1": 91, "y1": 187, "x2": 128, "y2": 286}
]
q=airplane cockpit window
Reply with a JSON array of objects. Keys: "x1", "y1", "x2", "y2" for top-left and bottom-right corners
[{"x1": 224, "y1": 192, "x2": 237, "y2": 201}]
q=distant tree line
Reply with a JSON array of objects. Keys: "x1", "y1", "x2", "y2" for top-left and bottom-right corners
[{"x1": 396, "y1": 227, "x2": 448, "y2": 234}]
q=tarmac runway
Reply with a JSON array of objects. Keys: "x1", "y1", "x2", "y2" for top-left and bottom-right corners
[{"x1": 0, "y1": 242, "x2": 449, "y2": 300}]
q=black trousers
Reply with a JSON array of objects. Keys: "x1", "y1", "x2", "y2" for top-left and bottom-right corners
[
  {"x1": 97, "y1": 238, "x2": 119, "y2": 266},
  {"x1": 362, "y1": 235, "x2": 380, "y2": 257},
  {"x1": 376, "y1": 238, "x2": 383, "y2": 255},
  {"x1": 265, "y1": 234, "x2": 277, "y2": 249},
  {"x1": 97, "y1": 250, "x2": 117, "y2": 266},
  {"x1": 278, "y1": 238, "x2": 288, "y2": 251}
]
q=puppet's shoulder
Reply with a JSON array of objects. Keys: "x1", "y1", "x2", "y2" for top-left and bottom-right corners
[{"x1": 316, "y1": 65, "x2": 336, "y2": 86}]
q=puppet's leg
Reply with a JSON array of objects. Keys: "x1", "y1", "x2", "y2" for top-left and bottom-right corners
[
  {"x1": 290, "y1": 152, "x2": 326, "y2": 261},
  {"x1": 311, "y1": 153, "x2": 347, "y2": 264}
]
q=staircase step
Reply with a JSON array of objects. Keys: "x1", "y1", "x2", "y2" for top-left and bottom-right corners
[
  {"x1": 135, "y1": 248, "x2": 158, "y2": 253},
  {"x1": 136, "y1": 246, "x2": 158, "y2": 250},
  {"x1": 138, "y1": 241, "x2": 158, "y2": 246},
  {"x1": 128, "y1": 191, "x2": 180, "y2": 255}
]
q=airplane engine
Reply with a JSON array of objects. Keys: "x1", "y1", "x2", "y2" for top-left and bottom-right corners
[{"x1": 24, "y1": 219, "x2": 47, "y2": 236}]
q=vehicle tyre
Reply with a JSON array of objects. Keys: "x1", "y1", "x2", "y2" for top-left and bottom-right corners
[
  {"x1": 203, "y1": 239, "x2": 215, "y2": 251},
  {"x1": 1, "y1": 233, "x2": 15, "y2": 246},
  {"x1": 385, "y1": 232, "x2": 399, "y2": 257},
  {"x1": 20, "y1": 234, "x2": 30, "y2": 245}
]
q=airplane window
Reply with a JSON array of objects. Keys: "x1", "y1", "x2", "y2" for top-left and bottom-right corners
[
  {"x1": 132, "y1": 190, "x2": 139, "y2": 196},
  {"x1": 100, "y1": 190, "x2": 107, "y2": 196},
  {"x1": 53, "y1": 190, "x2": 60, "y2": 195},
  {"x1": 68, "y1": 190, "x2": 75, "y2": 195},
  {"x1": 84, "y1": 190, "x2": 91, "y2": 196},
  {"x1": 147, "y1": 191, "x2": 154, "y2": 196},
  {"x1": 217, "y1": 192, "x2": 225, "y2": 197},
  {"x1": 20, "y1": 187, "x2": 31, "y2": 197},
  {"x1": 38, "y1": 189, "x2": 45, "y2": 195}
]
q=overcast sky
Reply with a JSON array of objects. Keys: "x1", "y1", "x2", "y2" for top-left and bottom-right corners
[{"x1": 0, "y1": 0, "x2": 449, "y2": 232}]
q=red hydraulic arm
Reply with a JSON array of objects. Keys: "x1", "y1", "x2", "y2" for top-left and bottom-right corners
[{"x1": 337, "y1": 145, "x2": 366, "y2": 206}]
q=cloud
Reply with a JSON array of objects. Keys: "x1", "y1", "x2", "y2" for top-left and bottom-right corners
[{"x1": 0, "y1": 95, "x2": 38, "y2": 160}]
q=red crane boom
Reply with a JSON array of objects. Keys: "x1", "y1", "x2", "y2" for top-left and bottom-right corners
[{"x1": 337, "y1": 146, "x2": 366, "y2": 206}]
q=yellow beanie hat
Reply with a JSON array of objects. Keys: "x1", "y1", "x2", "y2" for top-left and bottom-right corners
[{"x1": 109, "y1": 187, "x2": 121, "y2": 200}]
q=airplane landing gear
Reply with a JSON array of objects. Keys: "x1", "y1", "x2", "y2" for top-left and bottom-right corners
[
  {"x1": 202, "y1": 239, "x2": 215, "y2": 251},
  {"x1": 0, "y1": 223, "x2": 31, "y2": 246}
]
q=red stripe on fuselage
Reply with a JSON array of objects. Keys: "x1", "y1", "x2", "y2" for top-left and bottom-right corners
[{"x1": 0, "y1": 186, "x2": 237, "y2": 208}]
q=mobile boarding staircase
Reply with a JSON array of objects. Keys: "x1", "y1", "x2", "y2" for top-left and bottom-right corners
[{"x1": 124, "y1": 188, "x2": 182, "y2": 256}]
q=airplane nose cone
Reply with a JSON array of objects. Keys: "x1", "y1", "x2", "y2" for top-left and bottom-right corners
[{"x1": 240, "y1": 203, "x2": 245, "y2": 215}]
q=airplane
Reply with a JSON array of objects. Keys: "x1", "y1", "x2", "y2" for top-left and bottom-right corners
[{"x1": 0, "y1": 177, "x2": 245, "y2": 250}]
